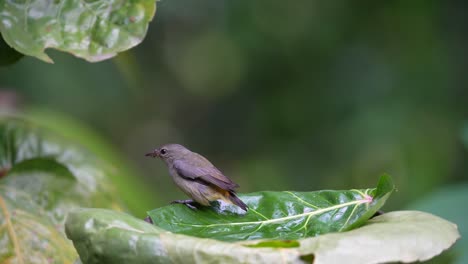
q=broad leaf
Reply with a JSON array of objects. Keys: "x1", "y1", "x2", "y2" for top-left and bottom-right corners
[
  {"x1": 297, "y1": 210, "x2": 460, "y2": 264},
  {"x1": 147, "y1": 175, "x2": 393, "y2": 241},
  {"x1": 66, "y1": 208, "x2": 460, "y2": 264},
  {"x1": 0, "y1": 0, "x2": 156, "y2": 62},
  {"x1": 65, "y1": 209, "x2": 172, "y2": 264},
  {"x1": 0, "y1": 186, "x2": 77, "y2": 264},
  {"x1": 0, "y1": 117, "x2": 123, "y2": 225},
  {"x1": 0, "y1": 116, "x2": 126, "y2": 263},
  {"x1": 23, "y1": 109, "x2": 157, "y2": 217}
]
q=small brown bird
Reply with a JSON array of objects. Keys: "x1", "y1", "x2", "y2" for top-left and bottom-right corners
[{"x1": 145, "y1": 144, "x2": 248, "y2": 211}]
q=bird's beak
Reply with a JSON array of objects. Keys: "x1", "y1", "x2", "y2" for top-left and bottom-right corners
[{"x1": 145, "y1": 149, "x2": 159, "y2": 158}]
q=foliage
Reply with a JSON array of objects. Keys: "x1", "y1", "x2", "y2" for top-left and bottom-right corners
[
  {"x1": 1, "y1": 1, "x2": 466, "y2": 216},
  {"x1": 23, "y1": 109, "x2": 157, "y2": 217},
  {"x1": 0, "y1": 186, "x2": 77, "y2": 264},
  {"x1": 147, "y1": 175, "x2": 393, "y2": 241},
  {"x1": 0, "y1": 0, "x2": 156, "y2": 63},
  {"x1": 0, "y1": 116, "x2": 125, "y2": 263},
  {"x1": 66, "y1": 208, "x2": 460, "y2": 264},
  {"x1": 66, "y1": 175, "x2": 459, "y2": 263},
  {"x1": 0, "y1": 1, "x2": 466, "y2": 263}
]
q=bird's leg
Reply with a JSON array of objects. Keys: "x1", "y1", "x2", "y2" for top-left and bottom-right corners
[{"x1": 171, "y1": 199, "x2": 198, "y2": 210}]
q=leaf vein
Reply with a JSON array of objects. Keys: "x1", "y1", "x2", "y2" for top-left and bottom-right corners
[
  {"x1": 249, "y1": 208, "x2": 269, "y2": 220},
  {"x1": 284, "y1": 191, "x2": 320, "y2": 209},
  {"x1": 339, "y1": 204, "x2": 359, "y2": 231},
  {"x1": 350, "y1": 189, "x2": 366, "y2": 197},
  {"x1": 302, "y1": 214, "x2": 313, "y2": 236},
  {"x1": 174, "y1": 198, "x2": 370, "y2": 228},
  {"x1": 244, "y1": 223, "x2": 264, "y2": 239},
  {"x1": 0, "y1": 194, "x2": 24, "y2": 264}
]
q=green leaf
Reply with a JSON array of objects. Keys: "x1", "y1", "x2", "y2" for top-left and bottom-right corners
[
  {"x1": 0, "y1": 0, "x2": 156, "y2": 63},
  {"x1": 0, "y1": 186, "x2": 77, "y2": 264},
  {"x1": 0, "y1": 116, "x2": 126, "y2": 263},
  {"x1": 147, "y1": 175, "x2": 393, "y2": 241},
  {"x1": 65, "y1": 208, "x2": 172, "y2": 264},
  {"x1": 297, "y1": 210, "x2": 460, "y2": 264},
  {"x1": 65, "y1": 208, "x2": 460, "y2": 264},
  {"x1": 0, "y1": 117, "x2": 123, "y2": 221},
  {"x1": 23, "y1": 109, "x2": 157, "y2": 218}
]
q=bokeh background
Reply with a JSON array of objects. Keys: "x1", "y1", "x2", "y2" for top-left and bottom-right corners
[{"x1": 1, "y1": 0, "x2": 467, "y2": 262}]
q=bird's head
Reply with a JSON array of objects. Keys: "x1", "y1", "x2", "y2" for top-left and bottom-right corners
[{"x1": 145, "y1": 144, "x2": 191, "y2": 163}]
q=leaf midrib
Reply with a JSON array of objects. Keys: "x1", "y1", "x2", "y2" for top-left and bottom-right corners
[{"x1": 178, "y1": 197, "x2": 371, "y2": 228}]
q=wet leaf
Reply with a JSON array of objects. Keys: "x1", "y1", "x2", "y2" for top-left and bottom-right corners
[
  {"x1": 147, "y1": 175, "x2": 393, "y2": 241},
  {"x1": 66, "y1": 208, "x2": 460, "y2": 264},
  {"x1": 0, "y1": 0, "x2": 157, "y2": 62}
]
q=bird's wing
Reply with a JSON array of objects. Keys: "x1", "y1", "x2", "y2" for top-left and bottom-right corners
[{"x1": 173, "y1": 159, "x2": 239, "y2": 191}]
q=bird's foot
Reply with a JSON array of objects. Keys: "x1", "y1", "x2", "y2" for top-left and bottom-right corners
[
  {"x1": 144, "y1": 216, "x2": 153, "y2": 224},
  {"x1": 171, "y1": 199, "x2": 198, "y2": 210},
  {"x1": 371, "y1": 210, "x2": 385, "y2": 218}
]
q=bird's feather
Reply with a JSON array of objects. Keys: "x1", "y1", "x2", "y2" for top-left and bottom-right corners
[{"x1": 173, "y1": 159, "x2": 239, "y2": 191}]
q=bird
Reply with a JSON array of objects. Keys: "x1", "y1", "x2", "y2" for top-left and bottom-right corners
[{"x1": 145, "y1": 144, "x2": 248, "y2": 211}]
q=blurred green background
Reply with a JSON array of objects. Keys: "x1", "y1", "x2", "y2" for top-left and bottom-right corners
[{"x1": 0, "y1": 0, "x2": 467, "y2": 261}]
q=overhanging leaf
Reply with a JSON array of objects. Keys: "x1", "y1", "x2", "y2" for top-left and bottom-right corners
[
  {"x1": 0, "y1": 0, "x2": 157, "y2": 62},
  {"x1": 147, "y1": 175, "x2": 393, "y2": 241},
  {"x1": 65, "y1": 208, "x2": 460, "y2": 264}
]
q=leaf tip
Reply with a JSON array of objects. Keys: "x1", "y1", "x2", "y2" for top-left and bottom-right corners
[
  {"x1": 374, "y1": 174, "x2": 395, "y2": 198},
  {"x1": 36, "y1": 50, "x2": 54, "y2": 63}
]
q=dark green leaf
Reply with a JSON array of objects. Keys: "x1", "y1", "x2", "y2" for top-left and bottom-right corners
[
  {"x1": 0, "y1": 0, "x2": 156, "y2": 62},
  {"x1": 66, "y1": 208, "x2": 460, "y2": 264},
  {"x1": 147, "y1": 175, "x2": 393, "y2": 241}
]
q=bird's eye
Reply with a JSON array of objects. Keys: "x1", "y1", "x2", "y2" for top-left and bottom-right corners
[{"x1": 160, "y1": 148, "x2": 167, "y2": 155}]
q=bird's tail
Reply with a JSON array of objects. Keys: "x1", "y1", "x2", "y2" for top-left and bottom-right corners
[{"x1": 228, "y1": 191, "x2": 248, "y2": 211}]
